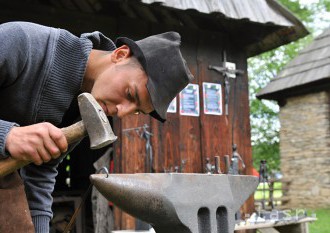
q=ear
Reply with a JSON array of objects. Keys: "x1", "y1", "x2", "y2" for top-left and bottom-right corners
[{"x1": 111, "y1": 45, "x2": 132, "y2": 63}]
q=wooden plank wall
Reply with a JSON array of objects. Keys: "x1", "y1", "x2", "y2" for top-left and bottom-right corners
[{"x1": 113, "y1": 20, "x2": 254, "y2": 229}]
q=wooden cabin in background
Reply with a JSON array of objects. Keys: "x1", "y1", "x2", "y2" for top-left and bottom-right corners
[
  {"x1": 258, "y1": 27, "x2": 330, "y2": 209},
  {"x1": 0, "y1": 0, "x2": 308, "y2": 231}
]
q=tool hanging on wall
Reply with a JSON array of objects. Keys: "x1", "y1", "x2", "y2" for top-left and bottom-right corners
[
  {"x1": 141, "y1": 124, "x2": 153, "y2": 173},
  {"x1": 122, "y1": 124, "x2": 148, "y2": 140},
  {"x1": 122, "y1": 124, "x2": 154, "y2": 173}
]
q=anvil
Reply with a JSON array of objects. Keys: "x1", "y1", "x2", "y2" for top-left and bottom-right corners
[{"x1": 90, "y1": 173, "x2": 258, "y2": 233}]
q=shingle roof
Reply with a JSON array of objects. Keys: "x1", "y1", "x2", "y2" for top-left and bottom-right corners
[
  {"x1": 139, "y1": 0, "x2": 308, "y2": 56},
  {"x1": 257, "y1": 27, "x2": 330, "y2": 100},
  {"x1": 142, "y1": 0, "x2": 294, "y2": 26},
  {"x1": 2, "y1": 0, "x2": 307, "y2": 57},
  {"x1": 27, "y1": 0, "x2": 308, "y2": 57}
]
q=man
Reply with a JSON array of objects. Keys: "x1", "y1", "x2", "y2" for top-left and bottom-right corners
[{"x1": 0, "y1": 21, "x2": 193, "y2": 232}]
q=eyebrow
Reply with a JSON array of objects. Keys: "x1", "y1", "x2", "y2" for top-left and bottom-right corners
[{"x1": 134, "y1": 85, "x2": 147, "y2": 114}]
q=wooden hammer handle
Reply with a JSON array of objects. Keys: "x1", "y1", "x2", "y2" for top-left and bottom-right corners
[
  {"x1": 0, "y1": 159, "x2": 30, "y2": 177},
  {"x1": 0, "y1": 121, "x2": 87, "y2": 177},
  {"x1": 61, "y1": 120, "x2": 87, "y2": 145}
]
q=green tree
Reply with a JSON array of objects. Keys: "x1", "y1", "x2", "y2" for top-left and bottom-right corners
[{"x1": 248, "y1": 0, "x2": 330, "y2": 173}]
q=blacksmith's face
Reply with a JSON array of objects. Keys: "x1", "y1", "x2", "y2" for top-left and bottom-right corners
[{"x1": 91, "y1": 52, "x2": 154, "y2": 118}]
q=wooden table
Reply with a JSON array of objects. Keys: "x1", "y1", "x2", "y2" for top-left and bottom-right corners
[{"x1": 235, "y1": 217, "x2": 317, "y2": 233}]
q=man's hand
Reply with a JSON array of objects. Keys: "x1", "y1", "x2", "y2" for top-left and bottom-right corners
[{"x1": 5, "y1": 122, "x2": 68, "y2": 165}]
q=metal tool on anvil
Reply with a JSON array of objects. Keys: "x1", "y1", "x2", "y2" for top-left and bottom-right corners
[
  {"x1": 90, "y1": 173, "x2": 259, "y2": 233},
  {"x1": 0, "y1": 93, "x2": 117, "y2": 177}
]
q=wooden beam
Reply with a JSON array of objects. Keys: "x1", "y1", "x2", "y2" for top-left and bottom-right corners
[
  {"x1": 130, "y1": 3, "x2": 158, "y2": 23},
  {"x1": 119, "y1": 2, "x2": 138, "y2": 19},
  {"x1": 49, "y1": 0, "x2": 64, "y2": 8},
  {"x1": 87, "y1": 0, "x2": 102, "y2": 12},
  {"x1": 71, "y1": 0, "x2": 94, "y2": 13},
  {"x1": 0, "y1": 0, "x2": 116, "y2": 34},
  {"x1": 175, "y1": 11, "x2": 199, "y2": 29},
  {"x1": 156, "y1": 7, "x2": 182, "y2": 26},
  {"x1": 59, "y1": 0, "x2": 77, "y2": 11}
]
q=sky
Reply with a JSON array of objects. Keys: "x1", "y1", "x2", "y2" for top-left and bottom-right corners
[{"x1": 301, "y1": 0, "x2": 330, "y2": 35}]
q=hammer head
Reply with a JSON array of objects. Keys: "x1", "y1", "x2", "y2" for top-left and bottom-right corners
[{"x1": 78, "y1": 93, "x2": 117, "y2": 149}]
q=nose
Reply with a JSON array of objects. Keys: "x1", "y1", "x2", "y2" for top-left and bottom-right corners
[{"x1": 116, "y1": 103, "x2": 138, "y2": 118}]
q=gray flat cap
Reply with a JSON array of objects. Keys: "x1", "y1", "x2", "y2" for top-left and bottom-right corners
[{"x1": 116, "y1": 32, "x2": 194, "y2": 122}]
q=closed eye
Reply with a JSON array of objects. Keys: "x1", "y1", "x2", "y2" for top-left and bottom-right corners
[
  {"x1": 127, "y1": 88, "x2": 134, "y2": 101},
  {"x1": 127, "y1": 87, "x2": 142, "y2": 114},
  {"x1": 127, "y1": 85, "x2": 147, "y2": 115}
]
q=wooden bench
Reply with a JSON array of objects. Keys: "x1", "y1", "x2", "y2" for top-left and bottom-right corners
[{"x1": 235, "y1": 217, "x2": 317, "y2": 233}]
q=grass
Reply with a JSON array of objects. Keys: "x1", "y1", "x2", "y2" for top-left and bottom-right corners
[
  {"x1": 308, "y1": 208, "x2": 330, "y2": 233},
  {"x1": 254, "y1": 182, "x2": 283, "y2": 203}
]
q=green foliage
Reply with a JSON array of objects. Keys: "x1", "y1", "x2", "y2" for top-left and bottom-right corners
[
  {"x1": 279, "y1": 0, "x2": 315, "y2": 23},
  {"x1": 254, "y1": 182, "x2": 283, "y2": 200},
  {"x1": 252, "y1": 142, "x2": 280, "y2": 172},
  {"x1": 248, "y1": 0, "x2": 330, "y2": 171},
  {"x1": 323, "y1": 0, "x2": 330, "y2": 11}
]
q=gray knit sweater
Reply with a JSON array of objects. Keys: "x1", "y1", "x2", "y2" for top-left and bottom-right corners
[{"x1": 0, "y1": 21, "x2": 116, "y2": 232}]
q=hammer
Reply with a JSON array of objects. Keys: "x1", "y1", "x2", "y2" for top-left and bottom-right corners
[{"x1": 0, "y1": 93, "x2": 117, "y2": 177}]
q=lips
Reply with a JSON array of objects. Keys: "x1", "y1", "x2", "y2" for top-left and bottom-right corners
[{"x1": 100, "y1": 101, "x2": 108, "y2": 115}]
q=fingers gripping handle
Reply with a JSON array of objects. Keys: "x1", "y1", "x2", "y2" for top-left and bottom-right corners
[
  {"x1": 0, "y1": 121, "x2": 87, "y2": 177},
  {"x1": 61, "y1": 120, "x2": 87, "y2": 144}
]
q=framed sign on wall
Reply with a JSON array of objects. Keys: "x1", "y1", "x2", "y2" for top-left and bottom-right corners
[
  {"x1": 167, "y1": 97, "x2": 177, "y2": 113},
  {"x1": 203, "y1": 82, "x2": 222, "y2": 115},
  {"x1": 180, "y1": 84, "x2": 200, "y2": 117}
]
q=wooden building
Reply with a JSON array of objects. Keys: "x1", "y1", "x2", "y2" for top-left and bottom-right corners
[
  {"x1": 258, "y1": 27, "x2": 330, "y2": 209},
  {"x1": 0, "y1": 0, "x2": 308, "y2": 231}
]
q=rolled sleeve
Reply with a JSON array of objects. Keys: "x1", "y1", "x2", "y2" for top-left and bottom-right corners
[{"x1": 0, "y1": 119, "x2": 19, "y2": 158}]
